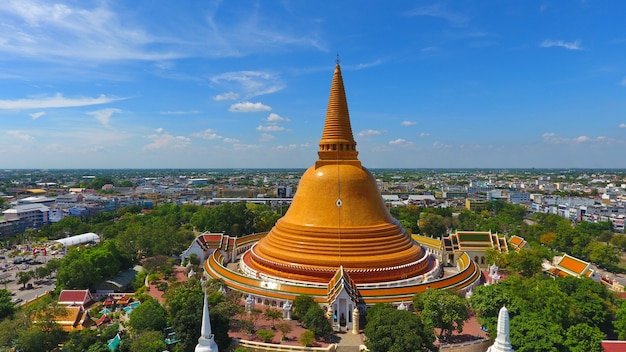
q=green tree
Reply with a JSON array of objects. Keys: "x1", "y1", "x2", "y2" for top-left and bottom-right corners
[
  {"x1": 614, "y1": 300, "x2": 626, "y2": 339},
  {"x1": 587, "y1": 241, "x2": 620, "y2": 269},
  {"x1": 292, "y1": 295, "x2": 316, "y2": 321},
  {"x1": 469, "y1": 277, "x2": 523, "y2": 334},
  {"x1": 257, "y1": 329, "x2": 275, "y2": 343},
  {"x1": 564, "y1": 324, "x2": 604, "y2": 352},
  {"x1": 16, "y1": 270, "x2": 33, "y2": 289},
  {"x1": 164, "y1": 279, "x2": 231, "y2": 352},
  {"x1": 419, "y1": 213, "x2": 447, "y2": 238},
  {"x1": 128, "y1": 298, "x2": 168, "y2": 333},
  {"x1": 420, "y1": 289, "x2": 469, "y2": 339},
  {"x1": 299, "y1": 330, "x2": 315, "y2": 347},
  {"x1": 485, "y1": 247, "x2": 508, "y2": 267},
  {"x1": 507, "y1": 248, "x2": 543, "y2": 278},
  {"x1": 277, "y1": 321, "x2": 292, "y2": 340},
  {"x1": 128, "y1": 330, "x2": 167, "y2": 352},
  {"x1": 510, "y1": 312, "x2": 565, "y2": 352},
  {"x1": 65, "y1": 328, "x2": 101, "y2": 352},
  {"x1": 264, "y1": 308, "x2": 283, "y2": 329},
  {"x1": 364, "y1": 304, "x2": 437, "y2": 352},
  {"x1": 86, "y1": 341, "x2": 111, "y2": 352},
  {"x1": 16, "y1": 305, "x2": 68, "y2": 352},
  {"x1": 0, "y1": 289, "x2": 17, "y2": 319},
  {"x1": 0, "y1": 312, "x2": 29, "y2": 347},
  {"x1": 17, "y1": 328, "x2": 67, "y2": 352},
  {"x1": 302, "y1": 305, "x2": 332, "y2": 338}
]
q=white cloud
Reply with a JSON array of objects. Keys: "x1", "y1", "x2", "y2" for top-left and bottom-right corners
[
  {"x1": 229, "y1": 101, "x2": 271, "y2": 112},
  {"x1": 0, "y1": 0, "x2": 326, "y2": 68},
  {"x1": 0, "y1": 93, "x2": 123, "y2": 110},
  {"x1": 351, "y1": 59, "x2": 384, "y2": 70},
  {"x1": 143, "y1": 132, "x2": 190, "y2": 150},
  {"x1": 7, "y1": 130, "x2": 34, "y2": 141},
  {"x1": 233, "y1": 143, "x2": 260, "y2": 151},
  {"x1": 357, "y1": 129, "x2": 384, "y2": 137},
  {"x1": 575, "y1": 135, "x2": 589, "y2": 143},
  {"x1": 214, "y1": 92, "x2": 239, "y2": 101},
  {"x1": 419, "y1": 132, "x2": 430, "y2": 137},
  {"x1": 259, "y1": 133, "x2": 274, "y2": 142},
  {"x1": 401, "y1": 120, "x2": 416, "y2": 126},
  {"x1": 266, "y1": 113, "x2": 290, "y2": 123},
  {"x1": 405, "y1": 4, "x2": 469, "y2": 27},
  {"x1": 223, "y1": 138, "x2": 239, "y2": 143},
  {"x1": 212, "y1": 71, "x2": 284, "y2": 98},
  {"x1": 192, "y1": 128, "x2": 223, "y2": 140},
  {"x1": 87, "y1": 108, "x2": 121, "y2": 127},
  {"x1": 540, "y1": 40, "x2": 583, "y2": 50},
  {"x1": 542, "y1": 132, "x2": 568, "y2": 144},
  {"x1": 432, "y1": 141, "x2": 452, "y2": 149},
  {"x1": 276, "y1": 144, "x2": 297, "y2": 151},
  {"x1": 30, "y1": 111, "x2": 45, "y2": 119},
  {"x1": 542, "y1": 132, "x2": 620, "y2": 145},
  {"x1": 619, "y1": 123, "x2": 626, "y2": 128},
  {"x1": 257, "y1": 125, "x2": 285, "y2": 132},
  {"x1": 620, "y1": 77, "x2": 626, "y2": 87},
  {"x1": 389, "y1": 138, "x2": 412, "y2": 145},
  {"x1": 0, "y1": 1, "x2": 185, "y2": 62},
  {"x1": 156, "y1": 128, "x2": 164, "y2": 133}
]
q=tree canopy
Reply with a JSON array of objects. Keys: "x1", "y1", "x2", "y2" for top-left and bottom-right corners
[
  {"x1": 364, "y1": 304, "x2": 437, "y2": 352},
  {"x1": 470, "y1": 275, "x2": 612, "y2": 352}
]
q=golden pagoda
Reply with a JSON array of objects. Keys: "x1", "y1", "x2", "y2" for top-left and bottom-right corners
[
  {"x1": 204, "y1": 62, "x2": 482, "y2": 332},
  {"x1": 243, "y1": 64, "x2": 428, "y2": 283}
]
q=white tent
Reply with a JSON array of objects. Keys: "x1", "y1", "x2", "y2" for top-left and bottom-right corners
[{"x1": 55, "y1": 232, "x2": 100, "y2": 247}]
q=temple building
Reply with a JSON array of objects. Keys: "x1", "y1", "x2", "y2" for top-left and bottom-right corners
[
  {"x1": 441, "y1": 230, "x2": 509, "y2": 268},
  {"x1": 203, "y1": 62, "x2": 482, "y2": 331}
]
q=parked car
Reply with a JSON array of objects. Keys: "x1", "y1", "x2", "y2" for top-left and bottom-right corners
[{"x1": 11, "y1": 297, "x2": 23, "y2": 304}]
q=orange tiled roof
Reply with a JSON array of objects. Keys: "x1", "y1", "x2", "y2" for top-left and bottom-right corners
[
  {"x1": 509, "y1": 235, "x2": 527, "y2": 250},
  {"x1": 558, "y1": 255, "x2": 588, "y2": 275},
  {"x1": 41, "y1": 306, "x2": 91, "y2": 332}
]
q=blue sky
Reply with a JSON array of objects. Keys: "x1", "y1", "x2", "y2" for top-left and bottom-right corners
[{"x1": 1, "y1": 0, "x2": 625, "y2": 169}]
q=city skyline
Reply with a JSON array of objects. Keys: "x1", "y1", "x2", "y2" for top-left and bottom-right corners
[{"x1": 1, "y1": 1, "x2": 625, "y2": 169}]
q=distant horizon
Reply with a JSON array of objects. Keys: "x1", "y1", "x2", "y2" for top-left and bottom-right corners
[
  {"x1": 3, "y1": 167, "x2": 626, "y2": 172},
  {"x1": 1, "y1": 1, "x2": 625, "y2": 169}
]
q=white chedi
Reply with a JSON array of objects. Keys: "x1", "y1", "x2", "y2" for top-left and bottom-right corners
[
  {"x1": 487, "y1": 306, "x2": 514, "y2": 352},
  {"x1": 195, "y1": 292, "x2": 218, "y2": 352}
]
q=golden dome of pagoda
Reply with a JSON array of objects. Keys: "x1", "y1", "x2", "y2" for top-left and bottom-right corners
[{"x1": 243, "y1": 64, "x2": 428, "y2": 284}]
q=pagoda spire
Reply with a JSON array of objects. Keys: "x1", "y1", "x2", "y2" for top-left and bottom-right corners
[
  {"x1": 317, "y1": 62, "x2": 360, "y2": 167},
  {"x1": 195, "y1": 291, "x2": 218, "y2": 352},
  {"x1": 487, "y1": 306, "x2": 514, "y2": 352}
]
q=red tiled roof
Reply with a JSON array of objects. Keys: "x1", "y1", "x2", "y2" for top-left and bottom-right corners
[
  {"x1": 602, "y1": 340, "x2": 626, "y2": 352},
  {"x1": 103, "y1": 296, "x2": 115, "y2": 306},
  {"x1": 96, "y1": 314, "x2": 111, "y2": 326},
  {"x1": 59, "y1": 290, "x2": 94, "y2": 306}
]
